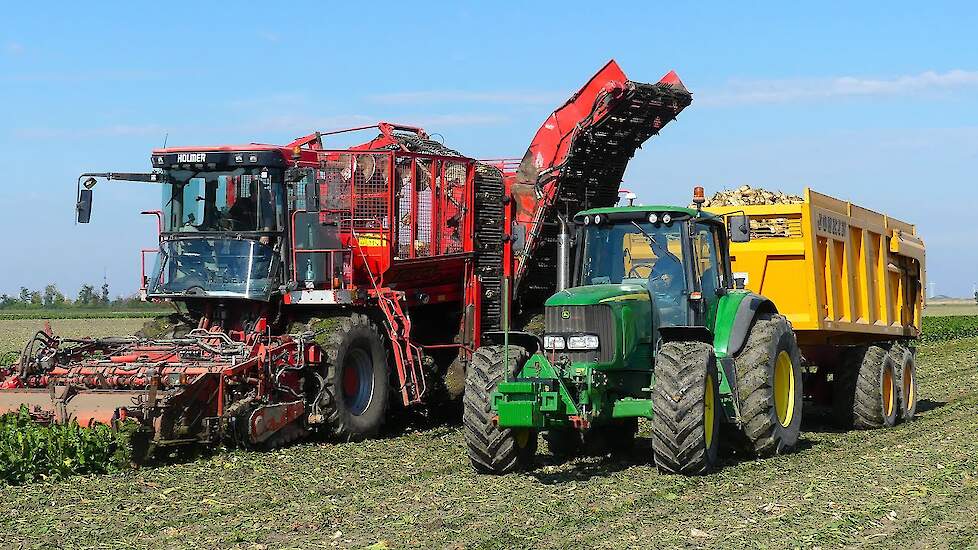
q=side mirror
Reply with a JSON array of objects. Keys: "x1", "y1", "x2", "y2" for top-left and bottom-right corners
[
  {"x1": 76, "y1": 189, "x2": 93, "y2": 223},
  {"x1": 728, "y1": 214, "x2": 750, "y2": 243}
]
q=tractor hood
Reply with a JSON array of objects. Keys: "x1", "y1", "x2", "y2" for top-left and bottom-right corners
[{"x1": 545, "y1": 283, "x2": 650, "y2": 307}]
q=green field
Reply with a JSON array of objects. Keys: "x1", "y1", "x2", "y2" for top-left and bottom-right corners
[
  {"x1": 924, "y1": 302, "x2": 978, "y2": 317},
  {"x1": 0, "y1": 319, "x2": 976, "y2": 549}
]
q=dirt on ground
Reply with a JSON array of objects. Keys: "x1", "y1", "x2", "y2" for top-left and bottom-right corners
[{"x1": 0, "y1": 328, "x2": 976, "y2": 549}]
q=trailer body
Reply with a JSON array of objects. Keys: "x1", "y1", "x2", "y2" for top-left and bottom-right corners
[{"x1": 706, "y1": 188, "x2": 925, "y2": 347}]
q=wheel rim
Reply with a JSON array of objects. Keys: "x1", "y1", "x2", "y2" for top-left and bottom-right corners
[
  {"x1": 704, "y1": 373, "x2": 715, "y2": 448},
  {"x1": 774, "y1": 351, "x2": 795, "y2": 428},
  {"x1": 882, "y1": 365, "x2": 895, "y2": 418},
  {"x1": 514, "y1": 429, "x2": 531, "y2": 449},
  {"x1": 903, "y1": 363, "x2": 915, "y2": 412},
  {"x1": 342, "y1": 347, "x2": 374, "y2": 416}
]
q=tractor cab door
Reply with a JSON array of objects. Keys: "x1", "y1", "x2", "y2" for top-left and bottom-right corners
[
  {"x1": 287, "y1": 167, "x2": 345, "y2": 289},
  {"x1": 690, "y1": 221, "x2": 726, "y2": 326}
]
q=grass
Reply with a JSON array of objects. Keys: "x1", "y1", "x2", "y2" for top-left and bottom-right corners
[
  {"x1": 0, "y1": 309, "x2": 167, "y2": 321},
  {"x1": 923, "y1": 302, "x2": 978, "y2": 317},
  {"x1": 0, "y1": 318, "x2": 148, "y2": 366},
  {"x1": 0, "y1": 327, "x2": 975, "y2": 548}
]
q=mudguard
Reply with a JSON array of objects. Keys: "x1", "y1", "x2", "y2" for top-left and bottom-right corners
[{"x1": 713, "y1": 292, "x2": 777, "y2": 358}]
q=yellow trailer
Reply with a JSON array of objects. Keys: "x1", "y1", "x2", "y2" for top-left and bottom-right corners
[{"x1": 706, "y1": 188, "x2": 925, "y2": 429}]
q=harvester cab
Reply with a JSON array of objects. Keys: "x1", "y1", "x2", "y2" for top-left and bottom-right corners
[{"x1": 464, "y1": 189, "x2": 805, "y2": 476}]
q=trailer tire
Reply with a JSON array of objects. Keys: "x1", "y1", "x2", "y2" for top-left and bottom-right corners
[
  {"x1": 319, "y1": 313, "x2": 390, "y2": 441},
  {"x1": 463, "y1": 346, "x2": 537, "y2": 474},
  {"x1": 735, "y1": 315, "x2": 803, "y2": 457},
  {"x1": 651, "y1": 341, "x2": 721, "y2": 475},
  {"x1": 891, "y1": 343, "x2": 918, "y2": 421},
  {"x1": 847, "y1": 345, "x2": 899, "y2": 429}
]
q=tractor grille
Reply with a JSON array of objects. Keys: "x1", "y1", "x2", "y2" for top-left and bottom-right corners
[{"x1": 545, "y1": 304, "x2": 615, "y2": 363}]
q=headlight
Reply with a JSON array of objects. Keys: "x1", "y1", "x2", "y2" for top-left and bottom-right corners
[
  {"x1": 543, "y1": 335, "x2": 566, "y2": 350},
  {"x1": 567, "y1": 335, "x2": 600, "y2": 350}
]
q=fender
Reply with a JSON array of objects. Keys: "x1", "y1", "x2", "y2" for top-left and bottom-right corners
[{"x1": 712, "y1": 292, "x2": 777, "y2": 358}]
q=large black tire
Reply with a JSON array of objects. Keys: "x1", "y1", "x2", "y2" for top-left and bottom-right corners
[
  {"x1": 891, "y1": 342, "x2": 918, "y2": 421},
  {"x1": 842, "y1": 344, "x2": 899, "y2": 429},
  {"x1": 463, "y1": 346, "x2": 537, "y2": 474},
  {"x1": 319, "y1": 313, "x2": 391, "y2": 441},
  {"x1": 734, "y1": 315, "x2": 803, "y2": 457},
  {"x1": 651, "y1": 341, "x2": 721, "y2": 475}
]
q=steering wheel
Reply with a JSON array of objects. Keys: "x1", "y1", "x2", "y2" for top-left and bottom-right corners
[{"x1": 627, "y1": 264, "x2": 654, "y2": 279}]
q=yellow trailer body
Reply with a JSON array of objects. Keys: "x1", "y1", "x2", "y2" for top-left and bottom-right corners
[{"x1": 706, "y1": 188, "x2": 925, "y2": 347}]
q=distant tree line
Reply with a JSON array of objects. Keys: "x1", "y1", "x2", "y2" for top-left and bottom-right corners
[{"x1": 0, "y1": 283, "x2": 152, "y2": 310}]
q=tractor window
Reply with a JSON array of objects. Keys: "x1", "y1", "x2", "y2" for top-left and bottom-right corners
[
  {"x1": 693, "y1": 223, "x2": 720, "y2": 299},
  {"x1": 581, "y1": 220, "x2": 688, "y2": 325}
]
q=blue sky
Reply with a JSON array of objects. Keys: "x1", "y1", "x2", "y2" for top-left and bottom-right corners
[{"x1": 1, "y1": 2, "x2": 976, "y2": 298}]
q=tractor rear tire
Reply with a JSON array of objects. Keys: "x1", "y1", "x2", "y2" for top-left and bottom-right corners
[
  {"x1": 842, "y1": 344, "x2": 899, "y2": 429},
  {"x1": 463, "y1": 346, "x2": 537, "y2": 474},
  {"x1": 892, "y1": 343, "x2": 918, "y2": 421},
  {"x1": 651, "y1": 341, "x2": 721, "y2": 475},
  {"x1": 734, "y1": 315, "x2": 803, "y2": 457},
  {"x1": 319, "y1": 313, "x2": 391, "y2": 441}
]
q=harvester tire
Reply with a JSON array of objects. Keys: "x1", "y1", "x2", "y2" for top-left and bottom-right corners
[
  {"x1": 841, "y1": 344, "x2": 899, "y2": 429},
  {"x1": 319, "y1": 313, "x2": 390, "y2": 441},
  {"x1": 651, "y1": 341, "x2": 721, "y2": 475},
  {"x1": 463, "y1": 346, "x2": 537, "y2": 474},
  {"x1": 891, "y1": 343, "x2": 918, "y2": 421},
  {"x1": 734, "y1": 314, "x2": 803, "y2": 457}
]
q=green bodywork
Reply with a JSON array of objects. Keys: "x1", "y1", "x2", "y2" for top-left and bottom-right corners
[{"x1": 493, "y1": 205, "x2": 769, "y2": 431}]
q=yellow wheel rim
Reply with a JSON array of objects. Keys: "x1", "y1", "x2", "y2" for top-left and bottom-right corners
[
  {"x1": 704, "y1": 373, "x2": 715, "y2": 448},
  {"x1": 774, "y1": 351, "x2": 795, "y2": 428},
  {"x1": 903, "y1": 364, "x2": 915, "y2": 411},
  {"x1": 882, "y1": 366, "x2": 895, "y2": 417}
]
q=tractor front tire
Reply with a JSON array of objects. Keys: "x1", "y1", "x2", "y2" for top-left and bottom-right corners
[
  {"x1": 319, "y1": 313, "x2": 391, "y2": 441},
  {"x1": 651, "y1": 341, "x2": 721, "y2": 475},
  {"x1": 463, "y1": 346, "x2": 537, "y2": 474},
  {"x1": 735, "y1": 315, "x2": 803, "y2": 457}
]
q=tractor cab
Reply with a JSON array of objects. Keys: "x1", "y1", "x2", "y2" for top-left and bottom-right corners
[{"x1": 572, "y1": 202, "x2": 741, "y2": 331}]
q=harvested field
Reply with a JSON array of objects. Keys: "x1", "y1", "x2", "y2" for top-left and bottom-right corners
[
  {"x1": 924, "y1": 302, "x2": 978, "y2": 317},
  {"x1": 0, "y1": 316, "x2": 975, "y2": 548}
]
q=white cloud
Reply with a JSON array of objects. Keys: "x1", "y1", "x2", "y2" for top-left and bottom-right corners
[
  {"x1": 699, "y1": 69, "x2": 978, "y2": 106},
  {"x1": 4, "y1": 41, "x2": 25, "y2": 55},
  {"x1": 368, "y1": 90, "x2": 562, "y2": 105}
]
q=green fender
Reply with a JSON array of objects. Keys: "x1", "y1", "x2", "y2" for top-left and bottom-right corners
[{"x1": 711, "y1": 290, "x2": 777, "y2": 359}]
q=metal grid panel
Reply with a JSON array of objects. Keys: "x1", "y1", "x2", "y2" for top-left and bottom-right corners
[
  {"x1": 413, "y1": 158, "x2": 434, "y2": 257},
  {"x1": 351, "y1": 153, "x2": 391, "y2": 233},
  {"x1": 395, "y1": 158, "x2": 413, "y2": 258},
  {"x1": 317, "y1": 153, "x2": 353, "y2": 228},
  {"x1": 440, "y1": 160, "x2": 467, "y2": 254}
]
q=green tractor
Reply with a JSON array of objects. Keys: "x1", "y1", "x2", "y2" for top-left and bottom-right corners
[{"x1": 463, "y1": 189, "x2": 804, "y2": 475}]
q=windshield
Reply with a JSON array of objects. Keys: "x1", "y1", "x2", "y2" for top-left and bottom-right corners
[
  {"x1": 581, "y1": 220, "x2": 688, "y2": 326},
  {"x1": 161, "y1": 167, "x2": 284, "y2": 233},
  {"x1": 149, "y1": 238, "x2": 276, "y2": 300}
]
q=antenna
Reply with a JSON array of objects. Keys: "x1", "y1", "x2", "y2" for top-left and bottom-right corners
[{"x1": 162, "y1": 132, "x2": 169, "y2": 149}]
